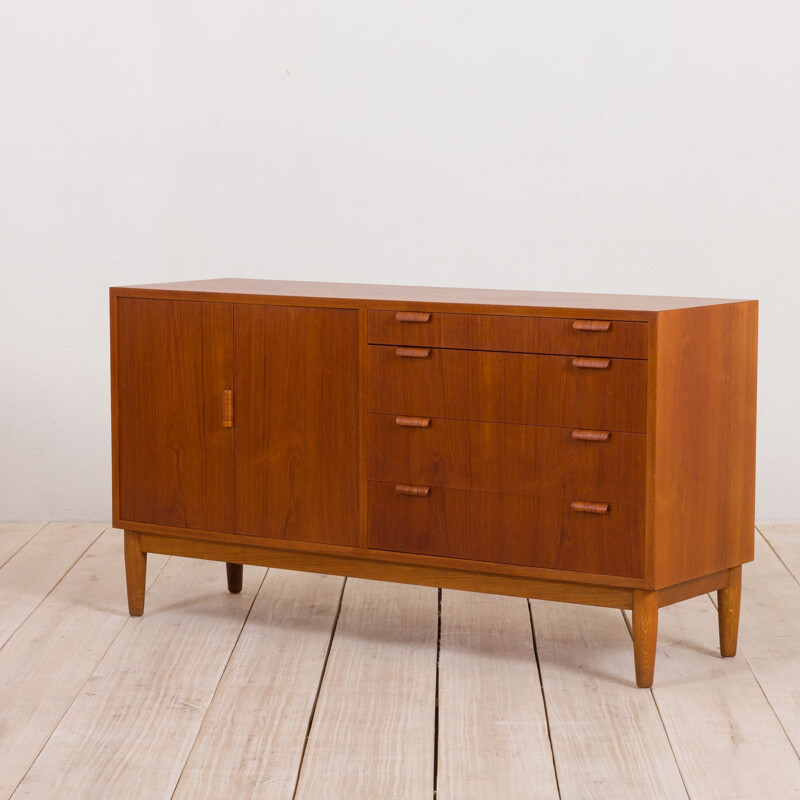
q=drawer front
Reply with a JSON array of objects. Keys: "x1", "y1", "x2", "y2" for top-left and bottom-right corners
[
  {"x1": 368, "y1": 345, "x2": 648, "y2": 433},
  {"x1": 368, "y1": 413, "x2": 645, "y2": 506},
  {"x1": 368, "y1": 310, "x2": 647, "y2": 359},
  {"x1": 368, "y1": 481, "x2": 645, "y2": 578}
]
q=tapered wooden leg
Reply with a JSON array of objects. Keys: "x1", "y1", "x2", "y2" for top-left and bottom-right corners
[
  {"x1": 718, "y1": 565, "x2": 742, "y2": 657},
  {"x1": 632, "y1": 590, "x2": 658, "y2": 688},
  {"x1": 226, "y1": 563, "x2": 243, "y2": 594},
  {"x1": 124, "y1": 531, "x2": 147, "y2": 616}
]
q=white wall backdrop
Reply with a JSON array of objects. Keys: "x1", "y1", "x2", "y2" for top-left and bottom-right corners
[{"x1": 1, "y1": 2, "x2": 798, "y2": 520}]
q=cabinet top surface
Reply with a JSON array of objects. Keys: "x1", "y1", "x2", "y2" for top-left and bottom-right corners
[{"x1": 112, "y1": 278, "x2": 753, "y2": 315}]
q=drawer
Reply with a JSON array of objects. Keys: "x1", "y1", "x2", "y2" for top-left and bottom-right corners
[
  {"x1": 367, "y1": 413, "x2": 645, "y2": 506},
  {"x1": 367, "y1": 345, "x2": 648, "y2": 433},
  {"x1": 368, "y1": 481, "x2": 645, "y2": 578},
  {"x1": 368, "y1": 310, "x2": 647, "y2": 359}
]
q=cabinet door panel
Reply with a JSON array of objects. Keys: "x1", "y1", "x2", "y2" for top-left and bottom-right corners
[
  {"x1": 117, "y1": 298, "x2": 234, "y2": 530},
  {"x1": 234, "y1": 305, "x2": 359, "y2": 546}
]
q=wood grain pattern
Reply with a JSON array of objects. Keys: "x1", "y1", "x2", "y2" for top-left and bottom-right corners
[
  {"x1": 116, "y1": 298, "x2": 234, "y2": 531},
  {"x1": 113, "y1": 279, "x2": 744, "y2": 315},
  {"x1": 718, "y1": 565, "x2": 741, "y2": 657},
  {"x1": 140, "y1": 532, "x2": 637, "y2": 607},
  {"x1": 394, "y1": 483, "x2": 430, "y2": 496},
  {"x1": 571, "y1": 428, "x2": 610, "y2": 441},
  {"x1": 0, "y1": 523, "x2": 46, "y2": 570},
  {"x1": 110, "y1": 279, "x2": 758, "y2": 688},
  {"x1": 395, "y1": 310, "x2": 431, "y2": 323},
  {"x1": 0, "y1": 531, "x2": 168, "y2": 800},
  {"x1": 129, "y1": 517, "x2": 649, "y2": 589},
  {"x1": 656, "y1": 569, "x2": 730, "y2": 608},
  {"x1": 221, "y1": 389, "x2": 233, "y2": 428},
  {"x1": 532, "y1": 600, "x2": 688, "y2": 799},
  {"x1": 124, "y1": 530, "x2": 146, "y2": 615},
  {"x1": 437, "y1": 591, "x2": 559, "y2": 800},
  {"x1": 650, "y1": 301, "x2": 758, "y2": 588},
  {"x1": 632, "y1": 590, "x2": 658, "y2": 688},
  {"x1": 234, "y1": 304, "x2": 360, "y2": 545},
  {"x1": 395, "y1": 415, "x2": 431, "y2": 427},
  {"x1": 630, "y1": 595, "x2": 800, "y2": 799},
  {"x1": 358, "y1": 308, "x2": 369, "y2": 549},
  {"x1": 0, "y1": 522, "x2": 104, "y2": 651},
  {"x1": 5, "y1": 531, "x2": 800, "y2": 795},
  {"x1": 395, "y1": 346, "x2": 430, "y2": 358},
  {"x1": 757, "y1": 521, "x2": 800, "y2": 583},
  {"x1": 571, "y1": 357, "x2": 610, "y2": 369},
  {"x1": 368, "y1": 481, "x2": 645, "y2": 578},
  {"x1": 369, "y1": 310, "x2": 647, "y2": 358},
  {"x1": 12, "y1": 557, "x2": 265, "y2": 800},
  {"x1": 368, "y1": 413, "x2": 646, "y2": 505},
  {"x1": 572, "y1": 319, "x2": 611, "y2": 331},
  {"x1": 368, "y1": 345, "x2": 648, "y2": 432},
  {"x1": 172, "y1": 570, "x2": 344, "y2": 800},
  {"x1": 721, "y1": 531, "x2": 800, "y2": 757},
  {"x1": 294, "y1": 579, "x2": 438, "y2": 799},
  {"x1": 571, "y1": 500, "x2": 610, "y2": 514},
  {"x1": 225, "y1": 562, "x2": 243, "y2": 594}
]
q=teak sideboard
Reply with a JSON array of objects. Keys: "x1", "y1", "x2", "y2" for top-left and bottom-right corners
[{"x1": 110, "y1": 279, "x2": 758, "y2": 687}]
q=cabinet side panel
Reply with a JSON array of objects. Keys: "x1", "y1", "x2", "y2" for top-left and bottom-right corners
[
  {"x1": 117, "y1": 298, "x2": 234, "y2": 531},
  {"x1": 110, "y1": 291, "x2": 120, "y2": 523},
  {"x1": 652, "y1": 301, "x2": 758, "y2": 588},
  {"x1": 235, "y1": 305, "x2": 360, "y2": 546}
]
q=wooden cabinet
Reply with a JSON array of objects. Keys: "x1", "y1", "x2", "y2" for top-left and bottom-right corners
[{"x1": 111, "y1": 279, "x2": 758, "y2": 688}]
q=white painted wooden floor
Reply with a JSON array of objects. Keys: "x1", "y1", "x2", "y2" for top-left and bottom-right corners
[{"x1": 1, "y1": 522, "x2": 799, "y2": 800}]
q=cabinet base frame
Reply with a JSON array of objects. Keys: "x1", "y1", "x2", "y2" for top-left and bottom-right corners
[{"x1": 125, "y1": 530, "x2": 742, "y2": 689}]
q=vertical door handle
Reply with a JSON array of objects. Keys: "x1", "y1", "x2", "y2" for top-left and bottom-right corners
[{"x1": 222, "y1": 389, "x2": 234, "y2": 428}]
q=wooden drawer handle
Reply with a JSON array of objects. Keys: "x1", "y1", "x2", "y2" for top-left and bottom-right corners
[
  {"x1": 222, "y1": 389, "x2": 233, "y2": 428},
  {"x1": 571, "y1": 429, "x2": 610, "y2": 442},
  {"x1": 573, "y1": 320, "x2": 611, "y2": 332},
  {"x1": 396, "y1": 311, "x2": 431, "y2": 323},
  {"x1": 571, "y1": 500, "x2": 609, "y2": 514},
  {"x1": 395, "y1": 484, "x2": 430, "y2": 497},
  {"x1": 396, "y1": 416, "x2": 431, "y2": 428},
  {"x1": 395, "y1": 347, "x2": 431, "y2": 358},
  {"x1": 572, "y1": 357, "x2": 610, "y2": 369}
]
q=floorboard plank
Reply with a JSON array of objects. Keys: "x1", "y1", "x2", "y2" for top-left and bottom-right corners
[
  {"x1": 0, "y1": 530, "x2": 168, "y2": 800},
  {"x1": 627, "y1": 594, "x2": 800, "y2": 800},
  {"x1": 711, "y1": 533, "x2": 800, "y2": 759},
  {"x1": 294, "y1": 579, "x2": 438, "y2": 800},
  {"x1": 0, "y1": 522, "x2": 105, "y2": 651},
  {"x1": 10, "y1": 556, "x2": 265, "y2": 800},
  {"x1": 172, "y1": 569, "x2": 344, "y2": 800},
  {"x1": 0, "y1": 523, "x2": 47, "y2": 570},
  {"x1": 437, "y1": 590, "x2": 559, "y2": 800},
  {"x1": 758, "y1": 521, "x2": 800, "y2": 585},
  {"x1": 532, "y1": 601, "x2": 687, "y2": 800}
]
